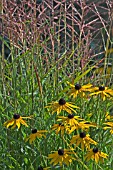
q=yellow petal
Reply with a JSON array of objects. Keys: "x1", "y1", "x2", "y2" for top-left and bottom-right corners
[
  {"x1": 4, "y1": 119, "x2": 14, "y2": 128},
  {"x1": 16, "y1": 120, "x2": 21, "y2": 129},
  {"x1": 11, "y1": 121, "x2": 17, "y2": 129},
  {"x1": 20, "y1": 119, "x2": 28, "y2": 127},
  {"x1": 95, "y1": 153, "x2": 99, "y2": 163},
  {"x1": 82, "y1": 84, "x2": 93, "y2": 89},
  {"x1": 29, "y1": 135, "x2": 36, "y2": 144}
]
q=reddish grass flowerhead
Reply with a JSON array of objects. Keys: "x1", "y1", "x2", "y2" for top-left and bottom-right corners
[
  {"x1": 3, "y1": 114, "x2": 32, "y2": 129},
  {"x1": 45, "y1": 98, "x2": 79, "y2": 115}
]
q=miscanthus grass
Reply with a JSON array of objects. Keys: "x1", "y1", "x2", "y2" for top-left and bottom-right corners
[{"x1": 1, "y1": 0, "x2": 113, "y2": 170}]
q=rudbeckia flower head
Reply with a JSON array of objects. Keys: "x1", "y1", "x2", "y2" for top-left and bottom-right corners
[
  {"x1": 99, "y1": 86, "x2": 105, "y2": 91},
  {"x1": 70, "y1": 132, "x2": 97, "y2": 150},
  {"x1": 68, "y1": 121, "x2": 96, "y2": 134},
  {"x1": 59, "y1": 98, "x2": 66, "y2": 105},
  {"x1": 57, "y1": 114, "x2": 82, "y2": 127},
  {"x1": 48, "y1": 148, "x2": 75, "y2": 166},
  {"x1": 67, "y1": 81, "x2": 93, "y2": 98},
  {"x1": 51, "y1": 122, "x2": 67, "y2": 136},
  {"x1": 3, "y1": 114, "x2": 32, "y2": 129},
  {"x1": 85, "y1": 148, "x2": 108, "y2": 163},
  {"x1": 25, "y1": 129, "x2": 47, "y2": 144},
  {"x1": 45, "y1": 98, "x2": 79, "y2": 115},
  {"x1": 90, "y1": 85, "x2": 113, "y2": 101}
]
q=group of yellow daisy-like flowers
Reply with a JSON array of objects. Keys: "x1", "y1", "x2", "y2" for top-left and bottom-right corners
[
  {"x1": 3, "y1": 81, "x2": 113, "y2": 168},
  {"x1": 3, "y1": 113, "x2": 47, "y2": 144},
  {"x1": 45, "y1": 82, "x2": 113, "y2": 166},
  {"x1": 66, "y1": 81, "x2": 113, "y2": 101},
  {"x1": 46, "y1": 98, "x2": 108, "y2": 166}
]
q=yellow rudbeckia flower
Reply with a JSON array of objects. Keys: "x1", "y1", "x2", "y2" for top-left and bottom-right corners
[
  {"x1": 70, "y1": 132, "x2": 97, "y2": 150},
  {"x1": 3, "y1": 114, "x2": 32, "y2": 129},
  {"x1": 48, "y1": 148, "x2": 75, "y2": 166},
  {"x1": 68, "y1": 121, "x2": 96, "y2": 134},
  {"x1": 51, "y1": 123, "x2": 67, "y2": 136},
  {"x1": 90, "y1": 86, "x2": 113, "y2": 101},
  {"x1": 45, "y1": 98, "x2": 79, "y2": 115},
  {"x1": 57, "y1": 114, "x2": 82, "y2": 127},
  {"x1": 85, "y1": 148, "x2": 108, "y2": 163},
  {"x1": 25, "y1": 129, "x2": 47, "y2": 144},
  {"x1": 67, "y1": 81, "x2": 93, "y2": 98}
]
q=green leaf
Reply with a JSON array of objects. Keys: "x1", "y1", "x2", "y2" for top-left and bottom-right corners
[
  {"x1": 24, "y1": 158, "x2": 28, "y2": 164},
  {"x1": 74, "y1": 66, "x2": 95, "y2": 83}
]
